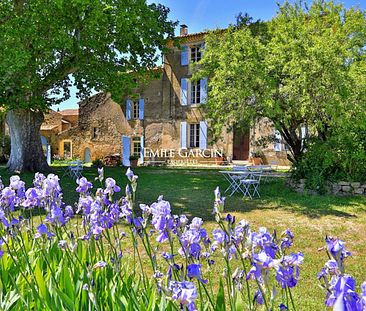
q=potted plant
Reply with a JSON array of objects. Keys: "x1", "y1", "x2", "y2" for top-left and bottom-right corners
[
  {"x1": 251, "y1": 150, "x2": 263, "y2": 165},
  {"x1": 214, "y1": 153, "x2": 225, "y2": 165},
  {"x1": 129, "y1": 155, "x2": 139, "y2": 167}
]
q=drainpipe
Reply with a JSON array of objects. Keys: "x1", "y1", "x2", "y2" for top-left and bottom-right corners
[{"x1": 162, "y1": 55, "x2": 173, "y2": 119}]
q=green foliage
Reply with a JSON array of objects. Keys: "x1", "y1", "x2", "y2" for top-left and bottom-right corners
[
  {"x1": 292, "y1": 125, "x2": 366, "y2": 191},
  {"x1": 129, "y1": 155, "x2": 139, "y2": 161},
  {"x1": 92, "y1": 158, "x2": 103, "y2": 167},
  {"x1": 0, "y1": 0, "x2": 177, "y2": 110},
  {"x1": 195, "y1": 0, "x2": 366, "y2": 163}
]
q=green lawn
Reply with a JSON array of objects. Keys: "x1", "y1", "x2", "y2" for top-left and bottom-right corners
[{"x1": 1, "y1": 165, "x2": 365, "y2": 310}]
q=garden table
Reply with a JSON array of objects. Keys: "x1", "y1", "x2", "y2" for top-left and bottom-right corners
[{"x1": 219, "y1": 170, "x2": 253, "y2": 197}]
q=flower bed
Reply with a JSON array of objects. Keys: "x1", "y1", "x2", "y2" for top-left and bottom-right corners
[{"x1": 0, "y1": 169, "x2": 364, "y2": 310}]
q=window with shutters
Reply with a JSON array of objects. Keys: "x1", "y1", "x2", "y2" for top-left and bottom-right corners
[
  {"x1": 189, "y1": 124, "x2": 200, "y2": 148},
  {"x1": 190, "y1": 80, "x2": 201, "y2": 104},
  {"x1": 132, "y1": 101, "x2": 139, "y2": 119},
  {"x1": 190, "y1": 45, "x2": 202, "y2": 63},
  {"x1": 132, "y1": 137, "x2": 141, "y2": 157}
]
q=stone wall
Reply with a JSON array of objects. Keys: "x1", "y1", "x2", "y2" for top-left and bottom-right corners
[
  {"x1": 286, "y1": 179, "x2": 366, "y2": 196},
  {"x1": 58, "y1": 93, "x2": 136, "y2": 161}
]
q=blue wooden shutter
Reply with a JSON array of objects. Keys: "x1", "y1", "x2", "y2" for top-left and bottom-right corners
[
  {"x1": 46, "y1": 145, "x2": 51, "y2": 165},
  {"x1": 181, "y1": 45, "x2": 188, "y2": 66},
  {"x1": 126, "y1": 99, "x2": 132, "y2": 120},
  {"x1": 139, "y1": 98, "x2": 144, "y2": 120},
  {"x1": 122, "y1": 136, "x2": 131, "y2": 166},
  {"x1": 199, "y1": 121, "x2": 208, "y2": 150},
  {"x1": 140, "y1": 136, "x2": 144, "y2": 164},
  {"x1": 200, "y1": 78, "x2": 207, "y2": 104},
  {"x1": 274, "y1": 130, "x2": 282, "y2": 151},
  {"x1": 200, "y1": 43, "x2": 205, "y2": 57},
  {"x1": 181, "y1": 78, "x2": 188, "y2": 106},
  {"x1": 180, "y1": 122, "x2": 187, "y2": 149}
]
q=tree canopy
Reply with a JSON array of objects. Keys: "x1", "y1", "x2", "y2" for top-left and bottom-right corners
[
  {"x1": 0, "y1": 0, "x2": 177, "y2": 172},
  {"x1": 195, "y1": 0, "x2": 366, "y2": 162},
  {"x1": 0, "y1": 0, "x2": 177, "y2": 110}
]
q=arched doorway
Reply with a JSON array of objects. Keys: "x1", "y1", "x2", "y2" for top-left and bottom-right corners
[{"x1": 84, "y1": 148, "x2": 92, "y2": 163}]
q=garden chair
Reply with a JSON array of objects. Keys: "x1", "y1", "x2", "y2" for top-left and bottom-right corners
[
  {"x1": 239, "y1": 173, "x2": 262, "y2": 199},
  {"x1": 68, "y1": 161, "x2": 83, "y2": 180}
]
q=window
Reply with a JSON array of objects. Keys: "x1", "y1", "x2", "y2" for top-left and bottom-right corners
[
  {"x1": 190, "y1": 80, "x2": 201, "y2": 104},
  {"x1": 133, "y1": 137, "x2": 141, "y2": 157},
  {"x1": 63, "y1": 141, "x2": 72, "y2": 159},
  {"x1": 189, "y1": 124, "x2": 200, "y2": 148},
  {"x1": 132, "y1": 101, "x2": 139, "y2": 119},
  {"x1": 92, "y1": 127, "x2": 99, "y2": 139},
  {"x1": 190, "y1": 45, "x2": 202, "y2": 63}
]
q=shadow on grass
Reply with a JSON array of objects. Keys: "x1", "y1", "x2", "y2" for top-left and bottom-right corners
[{"x1": 0, "y1": 165, "x2": 364, "y2": 221}]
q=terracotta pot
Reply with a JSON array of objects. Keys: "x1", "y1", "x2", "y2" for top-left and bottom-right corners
[
  {"x1": 215, "y1": 157, "x2": 224, "y2": 165},
  {"x1": 251, "y1": 157, "x2": 262, "y2": 165},
  {"x1": 130, "y1": 159, "x2": 138, "y2": 167}
]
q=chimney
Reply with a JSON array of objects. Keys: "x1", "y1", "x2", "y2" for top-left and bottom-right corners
[{"x1": 180, "y1": 24, "x2": 188, "y2": 36}]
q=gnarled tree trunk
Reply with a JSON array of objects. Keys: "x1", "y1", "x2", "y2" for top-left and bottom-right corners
[{"x1": 6, "y1": 109, "x2": 49, "y2": 173}]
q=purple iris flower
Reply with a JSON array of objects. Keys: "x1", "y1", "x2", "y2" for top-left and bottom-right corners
[
  {"x1": 33, "y1": 173, "x2": 46, "y2": 188},
  {"x1": 357, "y1": 282, "x2": 366, "y2": 310},
  {"x1": 225, "y1": 214, "x2": 235, "y2": 224},
  {"x1": 10, "y1": 176, "x2": 25, "y2": 192},
  {"x1": 254, "y1": 289, "x2": 264, "y2": 305},
  {"x1": 212, "y1": 228, "x2": 228, "y2": 244},
  {"x1": 179, "y1": 214, "x2": 188, "y2": 227},
  {"x1": 275, "y1": 266, "x2": 299, "y2": 288},
  {"x1": 189, "y1": 243, "x2": 201, "y2": 259},
  {"x1": 95, "y1": 167, "x2": 104, "y2": 182},
  {"x1": 325, "y1": 237, "x2": 351, "y2": 268},
  {"x1": 93, "y1": 261, "x2": 107, "y2": 269},
  {"x1": 169, "y1": 281, "x2": 198, "y2": 311},
  {"x1": 279, "y1": 303, "x2": 288, "y2": 310},
  {"x1": 250, "y1": 228, "x2": 278, "y2": 258},
  {"x1": 325, "y1": 275, "x2": 359, "y2": 310},
  {"x1": 76, "y1": 177, "x2": 93, "y2": 194},
  {"x1": 281, "y1": 229, "x2": 294, "y2": 250},
  {"x1": 104, "y1": 178, "x2": 121, "y2": 195},
  {"x1": 162, "y1": 252, "x2": 175, "y2": 260},
  {"x1": 284, "y1": 252, "x2": 304, "y2": 266},
  {"x1": 187, "y1": 264, "x2": 208, "y2": 284},
  {"x1": 213, "y1": 186, "x2": 225, "y2": 214},
  {"x1": 58, "y1": 240, "x2": 67, "y2": 250},
  {"x1": 22, "y1": 188, "x2": 41, "y2": 208},
  {"x1": 189, "y1": 217, "x2": 203, "y2": 230},
  {"x1": 1, "y1": 187, "x2": 17, "y2": 211},
  {"x1": 35, "y1": 223, "x2": 54, "y2": 239},
  {"x1": 125, "y1": 168, "x2": 138, "y2": 182}
]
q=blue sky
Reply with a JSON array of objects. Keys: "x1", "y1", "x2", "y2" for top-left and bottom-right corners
[{"x1": 55, "y1": 0, "x2": 366, "y2": 110}]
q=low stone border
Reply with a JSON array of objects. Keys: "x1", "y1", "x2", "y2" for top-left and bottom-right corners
[{"x1": 286, "y1": 179, "x2": 366, "y2": 196}]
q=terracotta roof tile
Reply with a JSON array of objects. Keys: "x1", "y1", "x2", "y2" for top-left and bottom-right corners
[{"x1": 59, "y1": 109, "x2": 79, "y2": 116}]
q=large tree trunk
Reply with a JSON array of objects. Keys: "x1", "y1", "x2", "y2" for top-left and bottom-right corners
[{"x1": 6, "y1": 109, "x2": 49, "y2": 173}]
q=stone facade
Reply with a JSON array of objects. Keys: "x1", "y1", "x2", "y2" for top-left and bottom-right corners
[{"x1": 41, "y1": 26, "x2": 291, "y2": 165}]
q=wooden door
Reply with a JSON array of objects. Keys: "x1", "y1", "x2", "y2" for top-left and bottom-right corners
[{"x1": 233, "y1": 129, "x2": 250, "y2": 160}]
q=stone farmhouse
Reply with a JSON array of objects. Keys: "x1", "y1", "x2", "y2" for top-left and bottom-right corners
[{"x1": 41, "y1": 26, "x2": 290, "y2": 166}]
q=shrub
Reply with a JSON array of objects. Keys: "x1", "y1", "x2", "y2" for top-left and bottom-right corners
[{"x1": 291, "y1": 128, "x2": 366, "y2": 192}]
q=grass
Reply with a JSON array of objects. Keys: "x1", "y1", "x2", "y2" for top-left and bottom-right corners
[{"x1": 1, "y1": 165, "x2": 366, "y2": 310}]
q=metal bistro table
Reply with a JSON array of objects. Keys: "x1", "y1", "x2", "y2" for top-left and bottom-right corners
[{"x1": 219, "y1": 170, "x2": 253, "y2": 197}]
